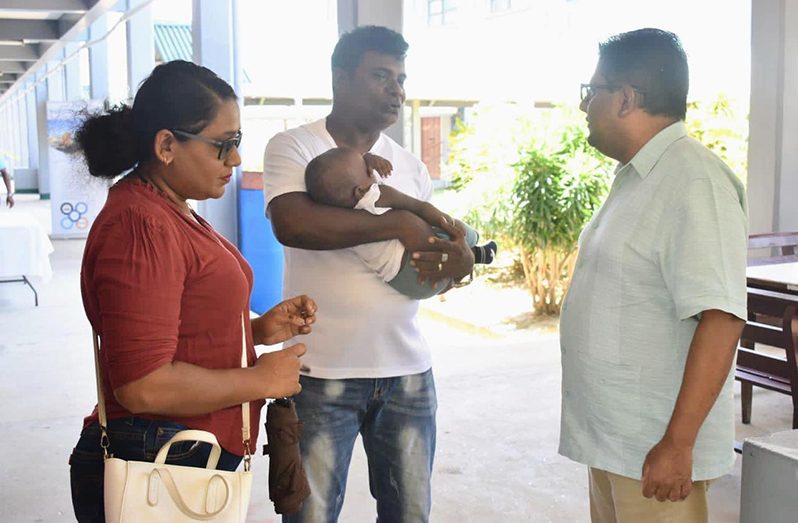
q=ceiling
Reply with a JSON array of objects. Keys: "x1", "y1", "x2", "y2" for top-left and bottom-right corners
[{"x1": 0, "y1": 0, "x2": 115, "y2": 98}]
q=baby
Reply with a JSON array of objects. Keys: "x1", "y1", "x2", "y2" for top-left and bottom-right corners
[{"x1": 305, "y1": 147, "x2": 496, "y2": 299}]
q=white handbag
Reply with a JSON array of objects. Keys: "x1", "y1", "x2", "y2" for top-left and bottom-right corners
[{"x1": 93, "y1": 316, "x2": 253, "y2": 522}]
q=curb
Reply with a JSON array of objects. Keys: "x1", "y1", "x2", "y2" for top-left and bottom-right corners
[{"x1": 418, "y1": 306, "x2": 503, "y2": 339}]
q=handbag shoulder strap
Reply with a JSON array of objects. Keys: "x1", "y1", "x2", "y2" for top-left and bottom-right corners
[
  {"x1": 92, "y1": 313, "x2": 252, "y2": 462},
  {"x1": 240, "y1": 314, "x2": 252, "y2": 470},
  {"x1": 91, "y1": 330, "x2": 111, "y2": 457}
]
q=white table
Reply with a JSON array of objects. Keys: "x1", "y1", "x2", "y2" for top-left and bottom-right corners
[
  {"x1": 747, "y1": 262, "x2": 798, "y2": 294},
  {"x1": 0, "y1": 211, "x2": 54, "y2": 306}
]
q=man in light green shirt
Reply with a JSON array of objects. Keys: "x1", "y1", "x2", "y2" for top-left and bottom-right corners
[{"x1": 559, "y1": 28, "x2": 747, "y2": 523}]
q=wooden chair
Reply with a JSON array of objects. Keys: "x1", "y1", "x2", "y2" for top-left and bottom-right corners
[
  {"x1": 736, "y1": 288, "x2": 798, "y2": 439},
  {"x1": 748, "y1": 231, "x2": 798, "y2": 266}
]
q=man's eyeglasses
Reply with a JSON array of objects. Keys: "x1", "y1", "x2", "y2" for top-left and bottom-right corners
[
  {"x1": 580, "y1": 83, "x2": 620, "y2": 102},
  {"x1": 171, "y1": 129, "x2": 242, "y2": 160}
]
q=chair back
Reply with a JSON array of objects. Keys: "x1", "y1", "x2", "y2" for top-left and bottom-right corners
[
  {"x1": 748, "y1": 232, "x2": 798, "y2": 266},
  {"x1": 738, "y1": 288, "x2": 798, "y2": 388}
]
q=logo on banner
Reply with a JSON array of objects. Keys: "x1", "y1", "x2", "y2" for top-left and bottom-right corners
[{"x1": 59, "y1": 201, "x2": 89, "y2": 230}]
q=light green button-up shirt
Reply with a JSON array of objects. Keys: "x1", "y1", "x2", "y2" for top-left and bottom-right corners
[{"x1": 558, "y1": 121, "x2": 748, "y2": 481}]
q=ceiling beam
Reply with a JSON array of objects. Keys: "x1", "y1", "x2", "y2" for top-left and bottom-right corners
[
  {"x1": 59, "y1": 13, "x2": 85, "y2": 36},
  {"x1": 0, "y1": 61, "x2": 26, "y2": 73},
  {"x1": 0, "y1": 0, "x2": 90, "y2": 10},
  {"x1": 0, "y1": 20, "x2": 60, "y2": 41},
  {"x1": 0, "y1": 0, "x2": 125, "y2": 104},
  {"x1": 0, "y1": 45, "x2": 39, "y2": 61}
]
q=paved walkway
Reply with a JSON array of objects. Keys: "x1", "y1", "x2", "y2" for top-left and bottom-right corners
[{"x1": 1, "y1": 197, "x2": 793, "y2": 522}]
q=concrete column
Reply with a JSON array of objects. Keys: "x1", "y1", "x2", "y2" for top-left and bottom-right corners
[
  {"x1": 26, "y1": 84, "x2": 38, "y2": 172},
  {"x1": 192, "y1": 0, "x2": 240, "y2": 244},
  {"x1": 125, "y1": 0, "x2": 154, "y2": 98},
  {"x1": 0, "y1": 107, "x2": 8, "y2": 163},
  {"x1": 337, "y1": 0, "x2": 358, "y2": 33},
  {"x1": 747, "y1": 0, "x2": 798, "y2": 233},
  {"x1": 338, "y1": 0, "x2": 405, "y2": 145},
  {"x1": 410, "y1": 98, "x2": 421, "y2": 156},
  {"x1": 64, "y1": 43, "x2": 82, "y2": 100},
  {"x1": 46, "y1": 51, "x2": 66, "y2": 102},
  {"x1": 35, "y1": 72, "x2": 50, "y2": 197},
  {"x1": 15, "y1": 95, "x2": 26, "y2": 167},
  {"x1": 11, "y1": 95, "x2": 23, "y2": 166},
  {"x1": 89, "y1": 14, "x2": 110, "y2": 102}
]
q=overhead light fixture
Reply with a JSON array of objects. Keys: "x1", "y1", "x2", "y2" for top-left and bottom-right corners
[{"x1": 0, "y1": 40, "x2": 25, "y2": 46}]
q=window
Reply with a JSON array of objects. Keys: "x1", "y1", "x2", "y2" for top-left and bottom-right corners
[
  {"x1": 490, "y1": 0, "x2": 511, "y2": 12},
  {"x1": 428, "y1": 0, "x2": 456, "y2": 26}
]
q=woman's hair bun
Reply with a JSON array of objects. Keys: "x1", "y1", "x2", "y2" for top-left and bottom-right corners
[{"x1": 75, "y1": 104, "x2": 138, "y2": 179}]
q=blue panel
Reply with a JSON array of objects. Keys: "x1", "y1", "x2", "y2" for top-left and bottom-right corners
[{"x1": 238, "y1": 188, "x2": 284, "y2": 314}]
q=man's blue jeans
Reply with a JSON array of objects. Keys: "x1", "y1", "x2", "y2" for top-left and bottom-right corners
[
  {"x1": 69, "y1": 417, "x2": 242, "y2": 523},
  {"x1": 284, "y1": 369, "x2": 437, "y2": 523}
]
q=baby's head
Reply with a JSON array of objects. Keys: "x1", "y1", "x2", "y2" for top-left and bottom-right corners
[{"x1": 305, "y1": 147, "x2": 374, "y2": 208}]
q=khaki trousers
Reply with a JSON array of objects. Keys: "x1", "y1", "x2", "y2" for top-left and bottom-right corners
[{"x1": 588, "y1": 467, "x2": 710, "y2": 523}]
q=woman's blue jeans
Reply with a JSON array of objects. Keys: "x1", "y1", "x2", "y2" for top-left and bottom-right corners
[
  {"x1": 284, "y1": 369, "x2": 437, "y2": 523},
  {"x1": 69, "y1": 417, "x2": 242, "y2": 523}
]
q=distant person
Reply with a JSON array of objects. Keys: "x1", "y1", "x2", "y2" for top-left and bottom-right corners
[
  {"x1": 558, "y1": 29, "x2": 747, "y2": 523},
  {"x1": 305, "y1": 147, "x2": 497, "y2": 299},
  {"x1": 263, "y1": 25, "x2": 475, "y2": 522},
  {"x1": 68, "y1": 60, "x2": 316, "y2": 522},
  {"x1": 0, "y1": 156, "x2": 14, "y2": 207}
]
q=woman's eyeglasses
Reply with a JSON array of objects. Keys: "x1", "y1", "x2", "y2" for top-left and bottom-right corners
[{"x1": 171, "y1": 129, "x2": 242, "y2": 160}]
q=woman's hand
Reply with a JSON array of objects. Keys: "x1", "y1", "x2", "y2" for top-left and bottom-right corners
[
  {"x1": 252, "y1": 295, "x2": 318, "y2": 346},
  {"x1": 254, "y1": 343, "x2": 307, "y2": 398}
]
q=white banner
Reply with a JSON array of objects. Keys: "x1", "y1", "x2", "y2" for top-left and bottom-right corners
[{"x1": 47, "y1": 100, "x2": 107, "y2": 239}]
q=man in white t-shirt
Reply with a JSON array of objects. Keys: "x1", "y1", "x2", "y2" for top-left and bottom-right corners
[{"x1": 262, "y1": 26, "x2": 474, "y2": 522}]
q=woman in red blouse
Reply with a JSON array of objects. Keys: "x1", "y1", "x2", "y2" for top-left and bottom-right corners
[{"x1": 68, "y1": 60, "x2": 316, "y2": 522}]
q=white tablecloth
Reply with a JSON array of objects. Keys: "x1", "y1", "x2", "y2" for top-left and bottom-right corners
[{"x1": 0, "y1": 211, "x2": 54, "y2": 281}]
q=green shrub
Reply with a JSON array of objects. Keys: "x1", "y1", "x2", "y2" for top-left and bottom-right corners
[
  {"x1": 510, "y1": 125, "x2": 611, "y2": 314},
  {"x1": 443, "y1": 95, "x2": 747, "y2": 316},
  {"x1": 686, "y1": 94, "x2": 748, "y2": 184}
]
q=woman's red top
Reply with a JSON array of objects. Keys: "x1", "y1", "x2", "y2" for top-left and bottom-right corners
[{"x1": 81, "y1": 178, "x2": 264, "y2": 455}]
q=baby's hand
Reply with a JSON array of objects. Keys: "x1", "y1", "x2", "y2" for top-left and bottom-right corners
[{"x1": 364, "y1": 152, "x2": 393, "y2": 179}]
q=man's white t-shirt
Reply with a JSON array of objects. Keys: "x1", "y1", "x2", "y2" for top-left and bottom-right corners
[{"x1": 262, "y1": 119, "x2": 433, "y2": 379}]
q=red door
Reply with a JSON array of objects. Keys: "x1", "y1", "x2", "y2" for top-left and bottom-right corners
[{"x1": 421, "y1": 116, "x2": 441, "y2": 180}]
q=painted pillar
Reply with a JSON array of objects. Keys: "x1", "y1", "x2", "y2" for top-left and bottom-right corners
[
  {"x1": 35, "y1": 72, "x2": 50, "y2": 197},
  {"x1": 192, "y1": 0, "x2": 240, "y2": 243},
  {"x1": 89, "y1": 14, "x2": 111, "y2": 102},
  {"x1": 64, "y1": 43, "x2": 82, "y2": 100},
  {"x1": 747, "y1": 0, "x2": 798, "y2": 233},
  {"x1": 25, "y1": 84, "x2": 38, "y2": 173},
  {"x1": 125, "y1": 0, "x2": 154, "y2": 98},
  {"x1": 46, "y1": 50, "x2": 66, "y2": 102}
]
